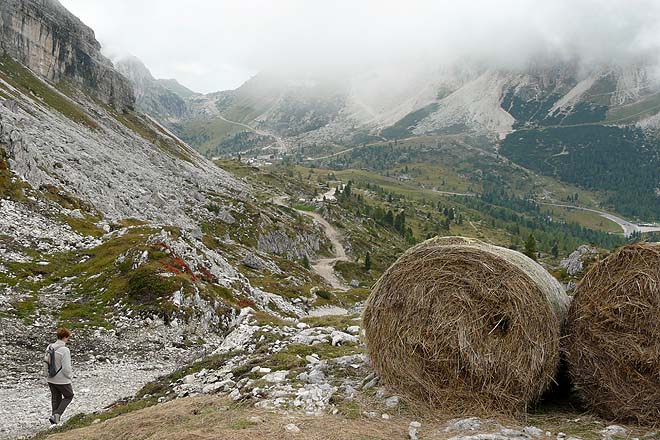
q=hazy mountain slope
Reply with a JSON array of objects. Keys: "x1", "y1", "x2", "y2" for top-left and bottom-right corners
[{"x1": 131, "y1": 59, "x2": 660, "y2": 157}]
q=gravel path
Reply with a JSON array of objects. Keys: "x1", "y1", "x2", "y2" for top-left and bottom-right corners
[{"x1": 0, "y1": 359, "x2": 175, "y2": 440}]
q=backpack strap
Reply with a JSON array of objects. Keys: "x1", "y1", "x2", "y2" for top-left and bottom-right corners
[{"x1": 46, "y1": 345, "x2": 63, "y2": 376}]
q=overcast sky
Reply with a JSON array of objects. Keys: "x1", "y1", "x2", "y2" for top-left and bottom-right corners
[{"x1": 59, "y1": 0, "x2": 660, "y2": 94}]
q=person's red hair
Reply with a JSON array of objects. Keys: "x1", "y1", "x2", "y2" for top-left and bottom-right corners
[{"x1": 56, "y1": 327, "x2": 71, "y2": 340}]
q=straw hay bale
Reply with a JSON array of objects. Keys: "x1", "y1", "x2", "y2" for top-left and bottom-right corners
[
  {"x1": 565, "y1": 242, "x2": 660, "y2": 424},
  {"x1": 363, "y1": 236, "x2": 569, "y2": 412}
]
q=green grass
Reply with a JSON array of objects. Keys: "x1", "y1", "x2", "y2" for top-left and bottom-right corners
[
  {"x1": 0, "y1": 54, "x2": 98, "y2": 128},
  {"x1": 229, "y1": 419, "x2": 258, "y2": 430},
  {"x1": 59, "y1": 301, "x2": 111, "y2": 329},
  {"x1": 175, "y1": 117, "x2": 248, "y2": 156},
  {"x1": 3, "y1": 226, "x2": 193, "y2": 327},
  {"x1": 61, "y1": 214, "x2": 105, "y2": 238},
  {"x1": 12, "y1": 295, "x2": 38, "y2": 322},
  {"x1": 542, "y1": 206, "x2": 622, "y2": 234},
  {"x1": 302, "y1": 314, "x2": 361, "y2": 330},
  {"x1": 293, "y1": 203, "x2": 316, "y2": 212},
  {"x1": 0, "y1": 148, "x2": 23, "y2": 200}
]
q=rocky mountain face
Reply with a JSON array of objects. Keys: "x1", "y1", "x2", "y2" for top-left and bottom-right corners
[
  {"x1": 116, "y1": 56, "x2": 193, "y2": 123},
  {"x1": 0, "y1": 0, "x2": 134, "y2": 111}
]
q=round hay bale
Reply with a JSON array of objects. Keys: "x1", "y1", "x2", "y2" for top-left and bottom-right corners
[
  {"x1": 565, "y1": 242, "x2": 660, "y2": 424},
  {"x1": 363, "y1": 236, "x2": 569, "y2": 412}
]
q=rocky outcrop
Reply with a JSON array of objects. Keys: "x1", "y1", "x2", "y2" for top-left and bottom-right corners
[
  {"x1": 560, "y1": 244, "x2": 600, "y2": 276},
  {"x1": 0, "y1": 0, "x2": 134, "y2": 111},
  {"x1": 257, "y1": 230, "x2": 321, "y2": 260}
]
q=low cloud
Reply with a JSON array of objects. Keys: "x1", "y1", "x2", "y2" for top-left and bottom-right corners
[{"x1": 60, "y1": 0, "x2": 660, "y2": 93}]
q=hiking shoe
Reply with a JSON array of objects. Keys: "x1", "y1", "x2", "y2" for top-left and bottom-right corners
[
  {"x1": 48, "y1": 415, "x2": 55, "y2": 425},
  {"x1": 53, "y1": 414, "x2": 61, "y2": 424}
]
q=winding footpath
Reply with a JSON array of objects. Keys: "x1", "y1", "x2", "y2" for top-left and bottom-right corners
[{"x1": 272, "y1": 196, "x2": 350, "y2": 291}]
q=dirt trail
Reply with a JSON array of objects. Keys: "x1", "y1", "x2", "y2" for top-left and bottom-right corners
[{"x1": 272, "y1": 196, "x2": 349, "y2": 291}]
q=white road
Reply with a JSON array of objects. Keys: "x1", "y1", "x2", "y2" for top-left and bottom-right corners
[{"x1": 540, "y1": 202, "x2": 660, "y2": 237}]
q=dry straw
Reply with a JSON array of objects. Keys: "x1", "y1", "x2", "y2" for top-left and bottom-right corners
[
  {"x1": 565, "y1": 242, "x2": 660, "y2": 424},
  {"x1": 363, "y1": 236, "x2": 569, "y2": 413}
]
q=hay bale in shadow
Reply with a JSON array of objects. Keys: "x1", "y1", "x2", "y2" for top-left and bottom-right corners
[
  {"x1": 565, "y1": 242, "x2": 660, "y2": 424},
  {"x1": 363, "y1": 236, "x2": 569, "y2": 412}
]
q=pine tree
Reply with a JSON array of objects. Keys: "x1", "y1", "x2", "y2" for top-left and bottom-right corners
[
  {"x1": 551, "y1": 241, "x2": 559, "y2": 258},
  {"x1": 302, "y1": 254, "x2": 311, "y2": 269},
  {"x1": 524, "y1": 234, "x2": 538, "y2": 261},
  {"x1": 364, "y1": 252, "x2": 371, "y2": 272}
]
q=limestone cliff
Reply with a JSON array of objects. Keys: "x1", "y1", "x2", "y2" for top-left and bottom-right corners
[{"x1": 0, "y1": 0, "x2": 134, "y2": 110}]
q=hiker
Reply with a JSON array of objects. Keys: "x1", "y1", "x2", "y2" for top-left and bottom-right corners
[{"x1": 44, "y1": 327, "x2": 74, "y2": 425}]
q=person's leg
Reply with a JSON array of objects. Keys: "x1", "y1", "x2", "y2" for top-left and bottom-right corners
[
  {"x1": 48, "y1": 383, "x2": 62, "y2": 415},
  {"x1": 54, "y1": 384, "x2": 74, "y2": 416}
]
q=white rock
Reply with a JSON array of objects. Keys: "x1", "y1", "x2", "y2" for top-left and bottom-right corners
[
  {"x1": 263, "y1": 370, "x2": 289, "y2": 383},
  {"x1": 445, "y1": 417, "x2": 482, "y2": 432},
  {"x1": 524, "y1": 427, "x2": 545, "y2": 438},
  {"x1": 409, "y1": 421, "x2": 421, "y2": 440},
  {"x1": 202, "y1": 382, "x2": 223, "y2": 394},
  {"x1": 384, "y1": 396, "x2": 400, "y2": 408},
  {"x1": 285, "y1": 423, "x2": 300, "y2": 433},
  {"x1": 346, "y1": 325, "x2": 360, "y2": 335},
  {"x1": 601, "y1": 426, "x2": 628, "y2": 439},
  {"x1": 331, "y1": 330, "x2": 358, "y2": 346}
]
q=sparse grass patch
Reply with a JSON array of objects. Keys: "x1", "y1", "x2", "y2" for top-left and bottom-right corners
[
  {"x1": 12, "y1": 295, "x2": 38, "y2": 322},
  {"x1": 335, "y1": 288, "x2": 371, "y2": 305},
  {"x1": 303, "y1": 314, "x2": 360, "y2": 330},
  {"x1": 228, "y1": 418, "x2": 258, "y2": 430},
  {"x1": 34, "y1": 397, "x2": 158, "y2": 439},
  {"x1": 0, "y1": 148, "x2": 23, "y2": 200},
  {"x1": 276, "y1": 342, "x2": 362, "y2": 362},
  {"x1": 61, "y1": 214, "x2": 105, "y2": 238},
  {"x1": 335, "y1": 400, "x2": 362, "y2": 420},
  {"x1": 59, "y1": 301, "x2": 111, "y2": 329}
]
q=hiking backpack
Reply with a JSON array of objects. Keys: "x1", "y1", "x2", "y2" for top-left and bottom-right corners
[{"x1": 45, "y1": 345, "x2": 61, "y2": 378}]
